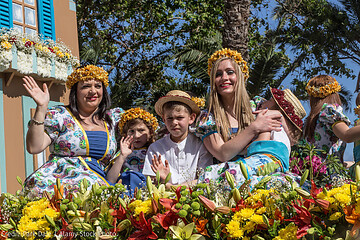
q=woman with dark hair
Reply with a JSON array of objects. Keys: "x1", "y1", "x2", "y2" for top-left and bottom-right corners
[{"x1": 23, "y1": 65, "x2": 124, "y2": 196}]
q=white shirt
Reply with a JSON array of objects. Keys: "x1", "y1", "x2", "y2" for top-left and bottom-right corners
[
  {"x1": 271, "y1": 127, "x2": 291, "y2": 156},
  {"x1": 142, "y1": 133, "x2": 213, "y2": 185}
]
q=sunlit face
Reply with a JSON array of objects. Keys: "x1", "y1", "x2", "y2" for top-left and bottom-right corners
[
  {"x1": 214, "y1": 59, "x2": 237, "y2": 97},
  {"x1": 76, "y1": 80, "x2": 103, "y2": 112},
  {"x1": 162, "y1": 107, "x2": 196, "y2": 143},
  {"x1": 126, "y1": 121, "x2": 151, "y2": 149}
]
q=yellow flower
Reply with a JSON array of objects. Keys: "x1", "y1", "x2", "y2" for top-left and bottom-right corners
[
  {"x1": 129, "y1": 199, "x2": 153, "y2": 216},
  {"x1": 250, "y1": 214, "x2": 264, "y2": 224},
  {"x1": 329, "y1": 212, "x2": 342, "y2": 221},
  {"x1": 118, "y1": 107, "x2": 159, "y2": 134},
  {"x1": 256, "y1": 207, "x2": 266, "y2": 215},
  {"x1": 191, "y1": 97, "x2": 206, "y2": 109},
  {"x1": 1, "y1": 41, "x2": 12, "y2": 50},
  {"x1": 56, "y1": 50, "x2": 64, "y2": 58},
  {"x1": 208, "y1": 48, "x2": 249, "y2": 79},
  {"x1": 306, "y1": 80, "x2": 341, "y2": 98},
  {"x1": 273, "y1": 223, "x2": 298, "y2": 240},
  {"x1": 17, "y1": 198, "x2": 59, "y2": 240},
  {"x1": 66, "y1": 64, "x2": 109, "y2": 89},
  {"x1": 226, "y1": 220, "x2": 243, "y2": 238},
  {"x1": 237, "y1": 208, "x2": 255, "y2": 220}
]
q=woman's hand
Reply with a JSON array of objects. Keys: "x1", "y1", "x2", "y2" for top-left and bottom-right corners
[
  {"x1": 252, "y1": 109, "x2": 282, "y2": 133},
  {"x1": 119, "y1": 136, "x2": 134, "y2": 157},
  {"x1": 22, "y1": 76, "x2": 49, "y2": 109}
]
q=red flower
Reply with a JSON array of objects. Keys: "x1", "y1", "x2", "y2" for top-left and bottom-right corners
[
  {"x1": 110, "y1": 205, "x2": 127, "y2": 221},
  {"x1": 57, "y1": 217, "x2": 75, "y2": 240},
  {"x1": 153, "y1": 211, "x2": 179, "y2": 230},
  {"x1": 286, "y1": 204, "x2": 312, "y2": 238},
  {"x1": 129, "y1": 212, "x2": 157, "y2": 240}
]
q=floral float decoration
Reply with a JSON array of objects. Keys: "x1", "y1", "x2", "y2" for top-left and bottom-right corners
[
  {"x1": 0, "y1": 28, "x2": 79, "y2": 81},
  {"x1": 0, "y1": 145, "x2": 357, "y2": 240}
]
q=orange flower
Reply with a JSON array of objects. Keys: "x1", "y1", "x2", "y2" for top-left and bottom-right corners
[{"x1": 193, "y1": 217, "x2": 210, "y2": 237}]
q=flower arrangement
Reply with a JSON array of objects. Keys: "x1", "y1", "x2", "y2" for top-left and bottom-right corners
[
  {"x1": 118, "y1": 107, "x2": 159, "y2": 134},
  {"x1": 66, "y1": 65, "x2": 109, "y2": 89},
  {"x1": 1, "y1": 168, "x2": 360, "y2": 240},
  {"x1": 290, "y1": 141, "x2": 350, "y2": 187},
  {"x1": 208, "y1": 48, "x2": 249, "y2": 79},
  {"x1": 0, "y1": 28, "x2": 79, "y2": 81},
  {"x1": 191, "y1": 97, "x2": 206, "y2": 109},
  {"x1": 305, "y1": 79, "x2": 341, "y2": 98}
]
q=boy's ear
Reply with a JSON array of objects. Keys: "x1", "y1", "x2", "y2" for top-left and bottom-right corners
[{"x1": 189, "y1": 113, "x2": 197, "y2": 124}]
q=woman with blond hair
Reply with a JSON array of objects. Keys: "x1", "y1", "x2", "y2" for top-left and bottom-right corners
[{"x1": 194, "y1": 49, "x2": 282, "y2": 163}]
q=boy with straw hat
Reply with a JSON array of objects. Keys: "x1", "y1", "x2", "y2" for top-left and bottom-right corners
[{"x1": 142, "y1": 90, "x2": 213, "y2": 187}]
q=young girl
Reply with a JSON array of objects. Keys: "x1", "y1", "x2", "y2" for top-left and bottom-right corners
[
  {"x1": 304, "y1": 75, "x2": 360, "y2": 169},
  {"x1": 107, "y1": 107, "x2": 158, "y2": 191}
]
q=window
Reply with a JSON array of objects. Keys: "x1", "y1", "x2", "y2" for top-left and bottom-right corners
[{"x1": 12, "y1": 0, "x2": 38, "y2": 35}]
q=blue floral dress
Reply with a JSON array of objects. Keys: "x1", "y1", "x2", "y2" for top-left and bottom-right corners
[
  {"x1": 306, "y1": 103, "x2": 350, "y2": 162},
  {"x1": 24, "y1": 105, "x2": 124, "y2": 197}
]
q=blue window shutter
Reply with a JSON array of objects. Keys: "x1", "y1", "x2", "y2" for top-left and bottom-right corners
[
  {"x1": 37, "y1": 0, "x2": 55, "y2": 40},
  {"x1": 0, "y1": 0, "x2": 12, "y2": 29}
]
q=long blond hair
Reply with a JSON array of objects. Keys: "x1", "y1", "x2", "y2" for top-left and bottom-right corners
[
  {"x1": 304, "y1": 75, "x2": 342, "y2": 140},
  {"x1": 208, "y1": 57, "x2": 254, "y2": 142}
]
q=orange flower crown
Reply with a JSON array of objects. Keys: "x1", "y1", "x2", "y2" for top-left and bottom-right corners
[
  {"x1": 354, "y1": 105, "x2": 360, "y2": 115},
  {"x1": 66, "y1": 65, "x2": 109, "y2": 89},
  {"x1": 119, "y1": 108, "x2": 159, "y2": 133},
  {"x1": 305, "y1": 80, "x2": 341, "y2": 98},
  {"x1": 208, "y1": 48, "x2": 249, "y2": 79},
  {"x1": 191, "y1": 97, "x2": 206, "y2": 109}
]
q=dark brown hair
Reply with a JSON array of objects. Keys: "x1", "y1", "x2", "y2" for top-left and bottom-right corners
[
  {"x1": 121, "y1": 118, "x2": 156, "y2": 147},
  {"x1": 68, "y1": 82, "x2": 112, "y2": 128},
  {"x1": 304, "y1": 75, "x2": 342, "y2": 140}
]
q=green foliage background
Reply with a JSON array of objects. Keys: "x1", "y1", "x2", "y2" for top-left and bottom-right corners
[{"x1": 76, "y1": 0, "x2": 359, "y2": 111}]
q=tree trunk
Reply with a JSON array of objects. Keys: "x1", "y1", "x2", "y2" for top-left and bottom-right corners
[{"x1": 222, "y1": 0, "x2": 250, "y2": 62}]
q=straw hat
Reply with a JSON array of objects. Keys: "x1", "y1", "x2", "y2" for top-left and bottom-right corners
[
  {"x1": 155, "y1": 90, "x2": 200, "y2": 117},
  {"x1": 270, "y1": 88, "x2": 306, "y2": 131}
]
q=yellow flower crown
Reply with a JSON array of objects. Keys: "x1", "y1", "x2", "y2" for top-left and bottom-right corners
[
  {"x1": 354, "y1": 105, "x2": 360, "y2": 115},
  {"x1": 208, "y1": 48, "x2": 249, "y2": 79},
  {"x1": 305, "y1": 80, "x2": 341, "y2": 98},
  {"x1": 119, "y1": 108, "x2": 159, "y2": 133},
  {"x1": 191, "y1": 97, "x2": 206, "y2": 109},
  {"x1": 66, "y1": 65, "x2": 109, "y2": 89}
]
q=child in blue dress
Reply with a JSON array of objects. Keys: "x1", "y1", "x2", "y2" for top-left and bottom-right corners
[{"x1": 107, "y1": 108, "x2": 158, "y2": 192}]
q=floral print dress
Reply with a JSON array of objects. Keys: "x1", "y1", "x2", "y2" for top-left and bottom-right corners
[
  {"x1": 24, "y1": 105, "x2": 124, "y2": 197},
  {"x1": 194, "y1": 103, "x2": 307, "y2": 190},
  {"x1": 306, "y1": 103, "x2": 350, "y2": 163}
]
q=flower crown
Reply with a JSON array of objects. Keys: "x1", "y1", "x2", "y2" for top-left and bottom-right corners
[
  {"x1": 305, "y1": 80, "x2": 341, "y2": 98},
  {"x1": 66, "y1": 65, "x2": 109, "y2": 89},
  {"x1": 191, "y1": 97, "x2": 206, "y2": 109},
  {"x1": 208, "y1": 48, "x2": 249, "y2": 79},
  {"x1": 354, "y1": 105, "x2": 360, "y2": 115},
  {"x1": 119, "y1": 108, "x2": 159, "y2": 133}
]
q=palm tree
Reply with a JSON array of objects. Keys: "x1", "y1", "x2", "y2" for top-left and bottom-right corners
[{"x1": 222, "y1": 0, "x2": 251, "y2": 62}]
